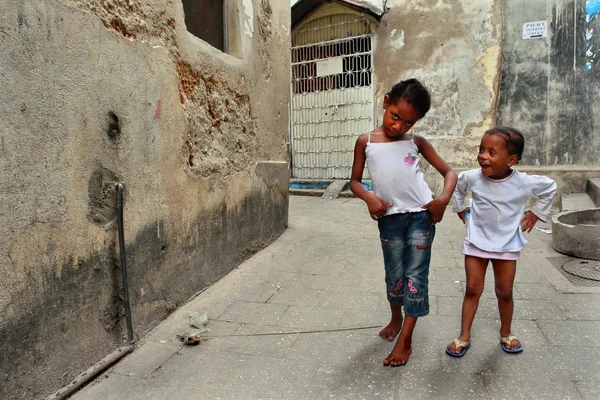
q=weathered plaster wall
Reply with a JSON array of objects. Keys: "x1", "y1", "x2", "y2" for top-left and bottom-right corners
[
  {"x1": 372, "y1": 0, "x2": 503, "y2": 175},
  {"x1": 497, "y1": 0, "x2": 600, "y2": 190},
  {"x1": 0, "y1": 0, "x2": 290, "y2": 398}
]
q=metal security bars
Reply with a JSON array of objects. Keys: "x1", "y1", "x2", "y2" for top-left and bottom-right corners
[
  {"x1": 290, "y1": 14, "x2": 374, "y2": 179},
  {"x1": 292, "y1": 36, "x2": 372, "y2": 94}
]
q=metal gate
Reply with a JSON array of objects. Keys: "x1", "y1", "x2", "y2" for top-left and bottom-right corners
[{"x1": 290, "y1": 14, "x2": 374, "y2": 179}]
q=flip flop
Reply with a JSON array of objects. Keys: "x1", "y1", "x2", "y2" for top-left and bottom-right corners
[
  {"x1": 501, "y1": 335, "x2": 524, "y2": 353},
  {"x1": 446, "y1": 338, "x2": 471, "y2": 357}
]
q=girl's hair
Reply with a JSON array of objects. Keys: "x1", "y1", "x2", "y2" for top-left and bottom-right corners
[
  {"x1": 486, "y1": 126, "x2": 525, "y2": 163},
  {"x1": 386, "y1": 79, "x2": 431, "y2": 116}
]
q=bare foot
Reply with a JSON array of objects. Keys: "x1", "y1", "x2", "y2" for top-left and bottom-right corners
[
  {"x1": 383, "y1": 336, "x2": 412, "y2": 366},
  {"x1": 379, "y1": 318, "x2": 403, "y2": 341}
]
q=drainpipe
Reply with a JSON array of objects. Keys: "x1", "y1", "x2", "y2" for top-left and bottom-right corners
[
  {"x1": 116, "y1": 183, "x2": 134, "y2": 344},
  {"x1": 45, "y1": 346, "x2": 133, "y2": 400},
  {"x1": 45, "y1": 183, "x2": 134, "y2": 399}
]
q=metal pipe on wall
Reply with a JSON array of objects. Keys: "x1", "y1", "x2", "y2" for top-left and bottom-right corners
[
  {"x1": 116, "y1": 183, "x2": 134, "y2": 344},
  {"x1": 45, "y1": 183, "x2": 134, "y2": 399}
]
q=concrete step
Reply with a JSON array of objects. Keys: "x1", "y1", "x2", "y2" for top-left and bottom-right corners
[
  {"x1": 289, "y1": 188, "x2": 325, "y2": 197},
  {"x1": 586, "y1": 178, "x2": 600, "y2": 207},
  {"x1": 560, "y1": 193, "x2": 597, "y2": 212},
  {"x1": 322, "y1": 180, "x2": 347, "y2": 199}
]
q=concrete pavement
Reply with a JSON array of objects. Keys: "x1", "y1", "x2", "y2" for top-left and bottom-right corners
[{"x1": 72, "y1": 195, "x2": 600, "y2": 399}]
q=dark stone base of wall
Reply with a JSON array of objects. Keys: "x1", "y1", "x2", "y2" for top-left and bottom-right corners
[{"x1": 0, "y1": 183, "x2": 288, "y2": 400}]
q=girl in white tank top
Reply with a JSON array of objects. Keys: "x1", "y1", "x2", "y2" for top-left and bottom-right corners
[
  {"x1": 349, "y1": 79, "x2": 457, "y2": 367},
  {"x1": 365, "y1": 130, "x2": 433, "y2": 215}
]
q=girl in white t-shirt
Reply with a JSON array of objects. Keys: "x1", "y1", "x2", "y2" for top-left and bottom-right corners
[{"x1": 446, "y1": 127, "x2": 557, "y2": 357}]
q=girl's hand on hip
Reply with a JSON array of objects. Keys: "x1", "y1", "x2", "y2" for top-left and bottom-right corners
[
  {"x1": 457, "y1": 209, "x2": 468, "y2": 224},
  {"x1": 421, "y1": 198, "x2": 447, "y2": 224},
  {"x1": 521, "y1": 210, "x2": 539, "y2": 233},
  {"x1": 367, "y1": 195, "x2": 392, "y2": 221}
]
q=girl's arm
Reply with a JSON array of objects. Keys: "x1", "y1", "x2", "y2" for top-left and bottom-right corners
[
  {"x1": 452, "y1": 171, "x2": 469, "y2": 212},
  {"x1": 521, "y1": 175, "x2": 558, "y2": 232},
  {"x1": 350, "y1": 134, "x2": 392, "y2": 220},
  {"x1": 528, "y1": 175, "x2": 558, "y2": 221},
  {"x1": 414, "y1": 135, "x2": 458, "y2": 223},
  {"x1": 452, "y1": 171, "x2": 470, "y2": 223}
]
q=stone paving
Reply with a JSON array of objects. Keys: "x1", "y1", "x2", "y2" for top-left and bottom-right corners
[{"x1": 72, "y1": 196, "x2": 600, "y2": 399}]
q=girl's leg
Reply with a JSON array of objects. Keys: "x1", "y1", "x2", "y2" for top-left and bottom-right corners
[
  {"x1": 378, "y1": 214, "x2": 409, "y2": 341},
  {"x1": 491, "y1": 259, "x2": 520, "y2": 350},
  {"x1": 384, "y1": 211, "x2": 434, "y2": 366},
  {"x1": 447, "y1": 255, "x2": 488, "y2": 354},
  {"x1": 380, "y1": 304, "x2": 403, "y2": 341},
  {"x1": 383, "y1": 315, "x2": 417, "y2": 366}
]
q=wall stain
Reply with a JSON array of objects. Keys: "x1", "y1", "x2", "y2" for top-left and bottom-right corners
[{"x1": 498, "y1": 1, "x2": 600, "y2": 166}]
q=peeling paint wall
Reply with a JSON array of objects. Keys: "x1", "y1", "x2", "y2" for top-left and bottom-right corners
[
  {"x1": 243, "y1": 0, "x2": 255, "y2": 37},
  {"x1": 374, "y1": 0, "x2": 502, "y2": 193},
  {"x1": 498, "y1": 0, "x2": 600, "y2": 171},
  {"x1": 0, "y1": 0, "x2": 290, "y2": 398},
  {"x1": 289, "y1": 0, "x2": 501, "y2": 189},
  {"x1": 372, "y1": 0, "x2": 503, "y2": 175}
]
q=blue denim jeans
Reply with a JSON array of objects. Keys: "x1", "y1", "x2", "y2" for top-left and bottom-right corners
[{"x1": 378, "y1": 211, "x2": 435, "y2": 317}]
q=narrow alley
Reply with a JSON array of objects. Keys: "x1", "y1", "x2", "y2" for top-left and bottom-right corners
[{"x1": 71, "y1": 196, "x2": 600, "y2": 400}]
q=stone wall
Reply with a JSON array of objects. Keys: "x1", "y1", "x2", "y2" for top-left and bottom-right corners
[
  {"x1": 497, "y1": 0, "x2": 600, "y2": 192},
  {"x1": 0, "y1": 0, "x2": 290, "y2": 398},
  {"x1": 498, "y1": 0, "x2": 600, "y2": 167},
  {"x1": 371, "y1": 0, "x2": 599, "y2": 196}
]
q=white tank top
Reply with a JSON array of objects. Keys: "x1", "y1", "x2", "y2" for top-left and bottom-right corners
[{"x1": 365, "y1": 132, "x2": 433, "y2": 215}]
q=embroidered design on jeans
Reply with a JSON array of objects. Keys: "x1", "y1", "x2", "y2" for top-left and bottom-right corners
[
  {"x1": 392, "y1": 280, "x2": 403, "y2": 292},
  {"x1": 408, "y1": 279, "x2": 418, "y2": 294}
]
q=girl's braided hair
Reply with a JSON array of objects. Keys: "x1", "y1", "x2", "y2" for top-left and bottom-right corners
[
  {"x1": 486, "y1": 126, "x2": 525, "y2": 163},
  {"x1": 386, "y1": 79, "x2": 431, "y2": 117}
]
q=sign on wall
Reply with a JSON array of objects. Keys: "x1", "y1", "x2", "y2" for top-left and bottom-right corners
[
  {"x1": 522, "y1": 21, "x2": 547, "y2": 39},
  {"x1": 316, "y1": 58, "x2": 344, "y2": 77}
]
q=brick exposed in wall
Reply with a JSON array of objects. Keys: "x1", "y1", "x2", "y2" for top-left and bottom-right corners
[{"x1": 175, "y1": 58, "x2": 258, "y2": 181}]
